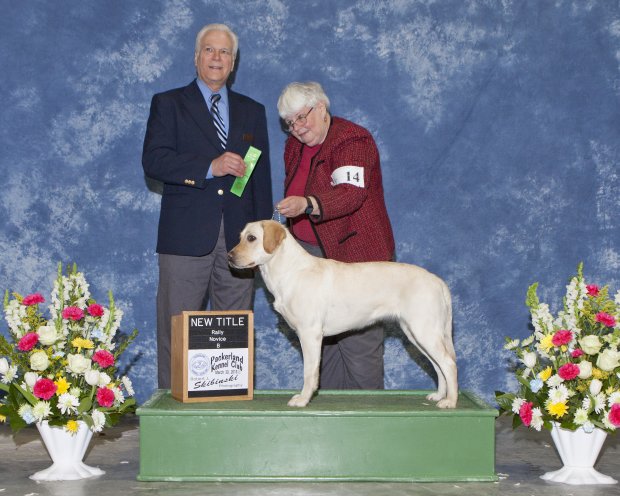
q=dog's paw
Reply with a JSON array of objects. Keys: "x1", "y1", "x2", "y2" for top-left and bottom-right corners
[
  {"x1": 287, "y1": 394, "x2": 309, "y2": 407},
  {"x1": 436, "y1": 398, "x2": 457, "y2": 409},
  {"x1": 426, "y1": 392, "x2": 444, "y2": 402}
]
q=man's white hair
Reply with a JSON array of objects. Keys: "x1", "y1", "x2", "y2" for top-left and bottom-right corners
[{"x1": 194, "y1": 23, "x2": 238, "y2": 60}]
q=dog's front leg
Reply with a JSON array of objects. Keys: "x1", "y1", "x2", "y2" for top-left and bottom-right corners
[{"x1": 288, "y1": 330, "x2": 323, "y2": 407}]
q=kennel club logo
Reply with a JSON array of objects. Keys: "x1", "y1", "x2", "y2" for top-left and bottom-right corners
[
  {"x1": 188, "y1": 349, "x2": 248, "y2": 392},
  {"x1": 187, "y1": 314, "x2": 249, "y2": 392}
]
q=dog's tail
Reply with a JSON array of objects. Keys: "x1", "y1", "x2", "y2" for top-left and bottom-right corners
[{"x1": 440, "y1": 281, "x2": 456, "y2": 362}]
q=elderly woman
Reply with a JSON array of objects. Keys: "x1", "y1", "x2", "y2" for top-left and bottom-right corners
[{"x1": 275, "y1": 81, "x2": 395, "y2": 390}]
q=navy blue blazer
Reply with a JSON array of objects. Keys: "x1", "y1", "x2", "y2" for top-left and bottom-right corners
[{"x1": 142, "y1": 80, "x2": 273, "y2": 256}]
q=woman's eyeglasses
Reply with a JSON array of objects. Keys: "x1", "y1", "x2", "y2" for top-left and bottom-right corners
[{"x1": 285, "y1": 107, "x2": 314, "y2": 131}]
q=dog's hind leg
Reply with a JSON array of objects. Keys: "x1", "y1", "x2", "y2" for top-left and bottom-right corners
[
  {"x1": 400, "y1": 318, "x2": 458, "y2": 409},
  {"x1": 419, "y1": 334, "x2": 458, "y2": 409},
  {"x1": 288, "y1": 330, "x2": 323, "y2": 407}
]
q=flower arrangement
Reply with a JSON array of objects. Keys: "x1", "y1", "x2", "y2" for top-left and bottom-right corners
[
  {"x1": 496, "y1": 263, "x2": 620, "y2": 433},
  {"x1": 0, "y1": 263, "x2": 137, "y2": 434}
]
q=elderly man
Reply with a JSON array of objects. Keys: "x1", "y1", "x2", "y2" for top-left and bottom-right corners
[{"x1": 142, "y1": 23, "x2": 272, "y2": 389}]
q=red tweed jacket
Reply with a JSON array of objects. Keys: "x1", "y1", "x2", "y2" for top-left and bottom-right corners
[{"x1": 284, "y1": 116, "x2": 395, "y2": 263}]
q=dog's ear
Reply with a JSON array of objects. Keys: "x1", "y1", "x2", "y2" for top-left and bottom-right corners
[{"x1": 263, "y1": 221, "x2": 286, "y2": 254}]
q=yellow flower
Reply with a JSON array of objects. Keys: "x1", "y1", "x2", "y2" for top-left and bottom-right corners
[
  {"x1": 71, "y1": 337, "x2": 94, "y2": 352},
  {"x1": 539, "y1": 366, "x2": 553, "y2": 382},
  {"x1": 592, "y1": 368, "x2": 609, "y2": 380},
  {"x1": 539, "y1": 335, "x2": 554, "y2": 353},
  {"x1": 55, "y1": 377, "x2": 70, "y2": 395},
  {"x1": 65, "y1": 420, "x2": 79, "y2": 434},
  {"x1": 546, "y1": 401, "x2": 568, "y2": 418}
]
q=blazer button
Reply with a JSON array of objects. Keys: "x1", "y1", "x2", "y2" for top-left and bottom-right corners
[{"x1": 217, "y1": 189, "x2": 224, "y2": 196}]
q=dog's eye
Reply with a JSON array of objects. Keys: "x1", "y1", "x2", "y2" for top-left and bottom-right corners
[{"x1": 247, "y1": 234, "x2": 256, "y2": 242}]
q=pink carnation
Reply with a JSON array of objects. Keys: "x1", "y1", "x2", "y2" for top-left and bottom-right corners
[
  {"x1": 96, "y1": 387, "x2": 115, "y2": 408},
  {"x1": 571, "y1": 349, "x2": 584, "y2": 358},
  {"x1": 519, "y1": 401, "x2": 533, "y2": 427},
  {"x1": 596, "y1": 312, "x2": 616, "y2": 328},
  {"x1": 558, "y1": 363, "x2": 580, "y2": 381},
  {"x1": 586, "y1": 284, "x2": 600, "y2": 297},
  {"x1": 87, "y1": 303, "x2": 104, "y2": 317},
  {"x1": 609, "y1": 404, "x2": 620, "y2": 427},
  {"x1": 552, "y1": 329, "x2": 573, "y2": 347},
  {"x1": 62, "y1": 306, "x2": 84, "y2": 321},
  {"x1": 33, "y1": 378, "x2": 57, "y2": 400},
  {"x1": 92, "y1": 350, "x2": 115, "y2": 369},
  {"x1": 17, "y1": 332, "x2": 39, "y2": 351},
  {"x1": 22, "y1": 293, "x2": 45, "y2": 306}
]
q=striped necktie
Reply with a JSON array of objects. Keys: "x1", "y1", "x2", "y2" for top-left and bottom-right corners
[{"x1": 210, "y1": 93, "x2": 227, "y2": 149}]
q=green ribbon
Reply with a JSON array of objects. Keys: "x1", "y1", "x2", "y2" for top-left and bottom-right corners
[{"x1": 231, "y1": 146, "x2": 262, "y2": 197}]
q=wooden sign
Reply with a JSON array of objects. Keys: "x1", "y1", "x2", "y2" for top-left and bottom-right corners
[{"x1": 171, "y1": 310, "x2": 253, "y2": 403}]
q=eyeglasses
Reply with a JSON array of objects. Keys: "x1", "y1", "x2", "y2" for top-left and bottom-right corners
[{"x1": 285, "y1": 107, "x2": 314, "y2": 131}]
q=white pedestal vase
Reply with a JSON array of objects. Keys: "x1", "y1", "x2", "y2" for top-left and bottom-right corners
[
  {"x1": 540, "y1": 422, "x2": 617, "y2": 485},
  {"x1": 30, "y1": 420, "x2": 105, "y2": 481}
]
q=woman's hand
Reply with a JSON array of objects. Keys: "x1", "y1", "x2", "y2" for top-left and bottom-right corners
[{"x1": 276, "y1": 196, "x2": 318, "y2": 218}]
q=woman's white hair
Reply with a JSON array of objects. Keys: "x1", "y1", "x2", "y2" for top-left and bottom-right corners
[
  {"x1": 194, "y1": 23, "x2": 238, "y2": 59},
  {"x1": 277, "y1": 82, "x2": 330, "y2": 119}
]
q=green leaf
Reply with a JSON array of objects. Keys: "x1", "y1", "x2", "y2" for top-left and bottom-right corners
[
  {"x1": 511, "y1": 415, "x2": 523, "y2": 429},
  {"x1": 78, "y1": 395, "x2": 93, "y2": 414},
  {"x1": 119, "y1": 397, "x2": 136, "y2": 413},
  {"x1": 494, "y1": 391, "x2": 515, "y2": 413},
  {"x1": 0, "y1": 405, "x2": 27, "y2": 433},
  {"x1": 516, "y1": 374, "x2": 530, "y2": 389},
  {"x1": 13, "y1": 383, "x2": 36, "y2": 406}
]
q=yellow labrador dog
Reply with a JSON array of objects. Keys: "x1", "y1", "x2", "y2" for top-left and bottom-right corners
[{"x1": 228, "y1": 220, "x2": 458, "y2": 408}]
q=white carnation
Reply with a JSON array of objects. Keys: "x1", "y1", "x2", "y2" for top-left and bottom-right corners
[{"x1": 91, "y1": 410, "x2": 106, "y2": 433}]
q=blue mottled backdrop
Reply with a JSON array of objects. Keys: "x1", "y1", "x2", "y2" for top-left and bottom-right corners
[{"x1": 1, "y1": 1, "x2": 619, "y2": 404}]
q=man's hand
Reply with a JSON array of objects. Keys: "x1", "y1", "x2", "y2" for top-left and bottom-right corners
[{"x1": 211, "y1": 152, "x2": 247, "y2": 177}]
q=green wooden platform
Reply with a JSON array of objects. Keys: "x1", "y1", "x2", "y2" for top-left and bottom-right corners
[{"x1": 136, "y1": 389, "x2": 498, "y2": 482}]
